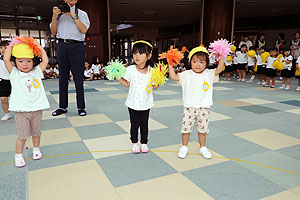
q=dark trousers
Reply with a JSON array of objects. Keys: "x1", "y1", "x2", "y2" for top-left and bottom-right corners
[
  {"x1": 128, "y1": 108, "x2": 150, "y2": 144},
  {"x1": 57, "y1": 41, "x2": 85, "y2": 109}
]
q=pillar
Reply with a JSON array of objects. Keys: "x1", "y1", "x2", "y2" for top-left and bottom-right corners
[
  {"x1": 77, "y1": 0, "x2": 110, "y2": 64},
  {"x1": 201, "y1": 0, "x2": 235, "y2": 46}
]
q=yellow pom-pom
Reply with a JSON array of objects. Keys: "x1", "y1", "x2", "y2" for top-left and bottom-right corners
[
  {"x1": 222, "y1": 65, "x2": 225, "y2": 71},
  {"x1": 273, "y1": 60, "x2": 278, "y2": 68},
  {"x1": 231, "y1": 45, "x2": 236, "y2": 52},
  {"x1": 295, "y1": 68, "x2": 300, "y2": 76},
  {"x1": 261, "y1": 52, "x2": 270, "y2": 63},
  {"x1": 247, "y1": 50, "x2": 256, "y2": 58},
  {"x1": 226, "y1": 56, "x2": 233, "y2": 62},
  {"x1": 254, "y1": 65, "x2": 257, "y2": 72},
  {"x1": 150, "y1": 62, "x2": 168, "y2": 86},
  {"x1": 277, "y1": 61, "x2": 284, "y2": 70},
  {"x1": 277, "y1": 54, "x2": 283, "y2": 61}
]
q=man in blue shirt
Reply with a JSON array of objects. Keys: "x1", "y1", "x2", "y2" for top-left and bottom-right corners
[{"x1": 50, "y1": 0, "x2": 90, "y2": 116}]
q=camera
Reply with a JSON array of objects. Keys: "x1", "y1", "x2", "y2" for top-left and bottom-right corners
[{"x1": 57, "y1": 0, "x2": 70, "y2": 13}]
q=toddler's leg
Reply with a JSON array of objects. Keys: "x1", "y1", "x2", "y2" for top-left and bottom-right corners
[{"x1": 31, "y1": 111, "x2": 43, "y2": 160}]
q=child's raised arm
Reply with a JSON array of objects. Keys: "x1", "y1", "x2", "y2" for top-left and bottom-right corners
[
  {"x1": 35, "y1": 41, "x2": 48, "y2": 71},
  {"x1": 215, "y1": 56, "x2": 225, "y2": 75},
  {"x1": 3, "y1": 47, "x2": 13, "y2": 73},
  {"x1": 118, "y1": 78, "x2": 130, "y2": 87},
  {"x1": 168, "y1": 64, "x2": 179, "y2": 81}
]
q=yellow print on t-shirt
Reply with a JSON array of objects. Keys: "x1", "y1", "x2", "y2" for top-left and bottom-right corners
[
  {"x1": 203, "y1": 81, "x2": 209, "y2": 91},
  {"x1": 32, "y1": 78, "x2": 40, "y2": 88}
]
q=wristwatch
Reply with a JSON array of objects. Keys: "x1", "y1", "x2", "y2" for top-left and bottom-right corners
[{"x1": 72, "y1": 15, "x2": 79, "y2": 20}]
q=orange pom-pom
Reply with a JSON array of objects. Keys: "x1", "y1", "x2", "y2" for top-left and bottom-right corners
[
  {"x1": 159, "y1": 46, "x2": 183, "y2": 66},
  {"x1": 15, "y1": 36, "x2": 42, "y2": 57}
]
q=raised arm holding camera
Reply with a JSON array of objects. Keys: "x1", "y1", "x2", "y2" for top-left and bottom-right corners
[{"x1": 50, "y1": 0, "x2": 90, "y2": 117}]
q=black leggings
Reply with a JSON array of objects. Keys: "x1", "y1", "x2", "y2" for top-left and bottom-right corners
[{"x1": 128, "y1": 108, "x2": 150, "y2": 144}]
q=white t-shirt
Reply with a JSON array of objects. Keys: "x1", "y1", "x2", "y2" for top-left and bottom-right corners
[
  {"x1": 0, "y1": 59, "x2": 10, "y2": 80},
  {"x1": 91, "y1": 64, "x2": 101, "y2": 74},
  {"x1": 255, "y1": 54, "x2": 263, "y2": 66},
  {"x1": 84, "y1": 69, "x2": 93, "y2": 77},
  {"x1": 266, "y1": 57, "x2": 277, "y2": 69},
  {"x1": 9, "y1": 66, "x2": 50, "y2": 112},
  {"x1": 225, "y1": 57, "x2": 232, "y2": 66},
  {"x1": 280, "y1": 55, "x2": 293, "y2": 70},
  {"x1": 236, "y1": 51, "x2": 248, "y2": 64},
  {"x1": 248, "y1": 56, "x2": 255, "y2": 66},
  {"x1": 44, "y1": 68, "x2": 53, "y2": 74},
  {"x1": 179, "y1": 69, "x2": 218, "y2": 108},
  {"x1": 239, "y1": 41, "x2": 253, "y2": 50},
  {"x1": 53, "y1": 68, "x2": 59, "y2": 75},
  {"x1": 233, "y1": 56, "x2": 238, "y2": 65},
  {"x1": 123, "y1": 65, "x2": 154, "y2": 111},
  {"x1": 297, "y1": 56, "x2": 300, "y2": 65}
]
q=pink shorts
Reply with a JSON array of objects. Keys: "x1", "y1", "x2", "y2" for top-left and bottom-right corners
[
  {"x1": 15, "y1": 110, "x2": 43, "y2": 140},
  {"x1": 181, "y1": 107, "x2": 210, "y2": 134}
]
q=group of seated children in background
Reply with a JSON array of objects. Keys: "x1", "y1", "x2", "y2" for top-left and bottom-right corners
[
  {"x1": 84, "y1": 56, "x2": 107, "y2": 81},
  {"x1": 220, "y1": 45, "x2": 300, "y2": 91}
]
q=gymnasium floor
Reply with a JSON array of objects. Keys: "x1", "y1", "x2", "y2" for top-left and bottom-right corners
[{"x1": 1, "y1": 76, "x2": 300, "y2": 200}]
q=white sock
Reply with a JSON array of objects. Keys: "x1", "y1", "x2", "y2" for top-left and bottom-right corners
[
  {"x1": 33, "y1": 147, "x2": 40, "y2": 152},
  {"x1": 15, "y1": 153, "x2": 23, "y2": 158}
]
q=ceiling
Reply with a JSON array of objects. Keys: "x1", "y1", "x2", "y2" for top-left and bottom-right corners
[{"x1": 0, "y1": 0, "x2": 299, "y2": 26}]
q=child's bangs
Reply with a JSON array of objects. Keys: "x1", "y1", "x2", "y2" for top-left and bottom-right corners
[
  {"x1": 132, "y1": 43, "x2": 151, "y2": 55},
  {"x1": 192, "y1": 52, "x2": 208, "y2": 62}
]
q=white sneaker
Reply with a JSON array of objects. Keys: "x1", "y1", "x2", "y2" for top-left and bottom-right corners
[
  {"x1": 198, "y1": 146, "x2": 212, "y2": 159},
  {"x1": 279, "y1": 86, "x2": 285, "y2": 89},
  {"x1": 33, "y1": 150, "x2": 43, "y2": 160},
  {"x1": 141, "y1": 144, "x2": 149, "y2": 153},
  {"x1": 251, "y1": 75, "x2": 255, "y2": 80},
  {"x1": 296, "y1": 87, "x2": 300, "y2": 91},
  {"x1": 285, "y1": 86, "x2": 290, "y2": 90},
  {"x1": 14, "y1": 155, "x2": 26, "y2": 168},
  {"x1": 247, "y1": 80, "x2": 253, "y2": 83},
  {"x1": 177, "y1": 146, "x2": 188, "y2": 159},
  {"x1": 257, "y1": 82, "x2": 262, "y2": 85},
  {"x1": 237, "y1": 79, "x2": 241, "y2": 82},
  {"x1": 241, "y1": 79, "x2": 245, "y2": 82},
  {"x1": 1, "y1": 113, "x2": 12, "y2": 122},
  {"x1": 132, "y1": 143, "x2": 140, "y2": 154},
  {"x1": 262, "y1": 81, "x2": 267, "y2": 85}
]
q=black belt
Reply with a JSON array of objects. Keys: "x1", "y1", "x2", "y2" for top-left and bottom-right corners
[{"x1": 58, "y1": 39, "x2": 83, "y2": 43}]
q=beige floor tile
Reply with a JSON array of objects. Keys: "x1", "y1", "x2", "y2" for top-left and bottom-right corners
[
  {"x1": 256, "y1": 87, "x2": 277, "y2": 91},
  {"x1": 42, "y1": 110, "x2": 66, "y2": 120},
  {"x1": 213, "y1": 86, "x2": 233, "y2": 91},
  {"x1": 104, "y1": 81, "x2": 120, "y2": 85},
  {"x1": 107, "y1": 93, "x2": 128, "y2": 99},
  {"x1": 210, "y1": 111, "x2": 231, "y2": 121},
  {"x1": 236, "y1": 98, "x2": 274, "y2": 105},
  {"x1": 217, "y1": 100, "x2": 253, "y2": 107},
  {"x1": 216, "y1": 80, "x2": 235, "y2": 84},
  {"x1": 115, "y1": 118, "x2": 168, "y2": 133},
  {"x1": 83, "y1": 134, "x2": 131, "y2": 159},
  {"x1": 0, "y1": 134, "x2": 17, "y2": 153},
  {"x1": 153, "y1": 99, "x2": 182, "y2": 108},
  {"x1": 29, "y1": 160, "x2": 121, "y2": 200},
  {"x1": 26, "y1": 127, "x2": 81, "y2": 148},
  {"x1": 95, "y1": 87, "x2": 120, "y2": 92},
  {"x1": 286, "y1": 108, "x2": 300, "y2": 115},
  {"x1": 45, "y1": 91, "x2": 51, "y2": 95},
  {"x1": 68, "y1": 113, "x2": 113, "y2": 127},
  {"x1": 235, "y1": 129, "x2": 300, "y2": 150},
  {"x1": 169, "y1": 83, "x2": 180, "y2": 87},
  {"x1": 52, "y1": 93, "x2": 77, "y2": 104},
  {"x1": 153, "y1": 90, "x2": 179, "y2": 95},
  {"x1": 153, "y1": 142, "x2": 228, "y2": 172},
  {"x1": 261, "y1": 186, "x2": 300, "y2": 200},
  {"x1": 116, "y1": 173, "x2": 214, "y2": 200},
  {"x1": 69, "y1": 82, "x2": 88, "y2": 87}
]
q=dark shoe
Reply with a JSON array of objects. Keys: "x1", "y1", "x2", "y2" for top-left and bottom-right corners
[
  {"x1": 78, "y1": 109, "x2": 87, "y2": 117},
  {"x1": 52, "y1": 109, "x2": 68, "y2": 116}
]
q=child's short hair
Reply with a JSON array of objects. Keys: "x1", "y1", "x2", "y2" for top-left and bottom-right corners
[
  {"x1": 240, "y1": 44, "x2": 247, "y2": 49},
  {"x1": 283, "y1": 47, "x2": 290, "y2": 52},
  {"x1": 190, "y1": 52, "x2": 209, "y2": 65},
  {"x1": 269, "y1": 47, "x2": 277, "y2": 52},
  {"x1": 0, "y1": 40, "x2": 9, "y2": 47},
  {"x1": 259, "y1": 46, "x2": 265, "y2": 50},
  {"x1": 249, "y1": 46, "x2": 256, "y2": 51},
  {"x1": 12, "y1": 56, "x2": 41, "y2": 68},
  {"x1": 132, "y1": 42, "x2": 152, "y2": 56}
]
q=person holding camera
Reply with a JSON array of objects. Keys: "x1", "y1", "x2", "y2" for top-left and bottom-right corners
[{"x1": 50, "y1": 0, "x2": 90, "y2": 117}]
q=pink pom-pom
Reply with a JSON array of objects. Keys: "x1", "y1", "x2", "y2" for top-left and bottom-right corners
[
  {"x1": 9, "y1": 36, "x2": 23, "y2": 48},
  {"x1": 209, "y1": 39, "x2": 232, "y2": 58}
]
